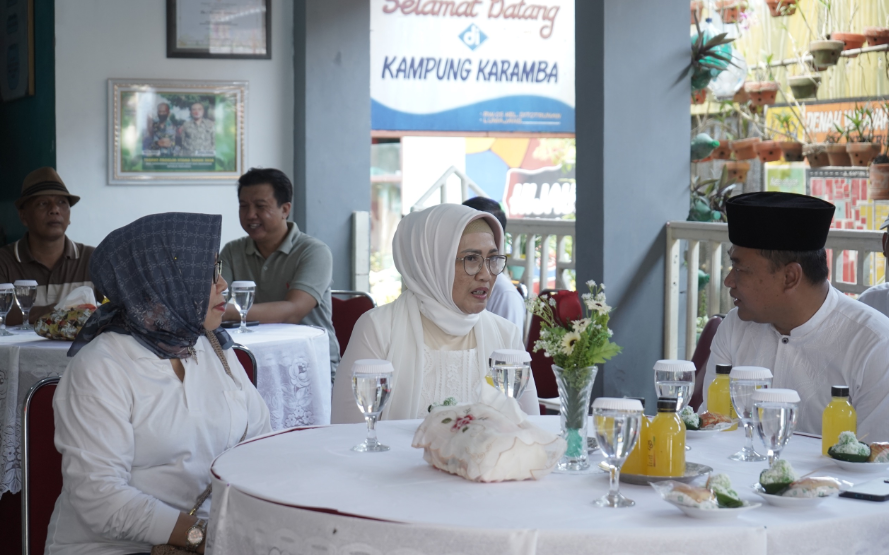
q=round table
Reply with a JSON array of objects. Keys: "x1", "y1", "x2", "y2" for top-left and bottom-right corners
[{"x1": 208, "y1": 416, "x2": 889, "y2": 555}]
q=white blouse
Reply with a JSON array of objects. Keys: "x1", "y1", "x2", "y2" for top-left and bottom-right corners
[{"x1": 45, "y1": 332, "x2": 272, "y2": 555}]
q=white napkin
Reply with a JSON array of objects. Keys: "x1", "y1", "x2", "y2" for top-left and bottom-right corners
[
  {"x1": 54, "y1": 286, "x2": 97, "y2": 309},
  {"x1": 411, "y1": 385, "x2": 566, "y2": 482}
]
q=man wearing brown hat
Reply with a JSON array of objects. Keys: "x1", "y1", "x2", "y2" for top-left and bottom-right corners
[
  {"x1": 701, "y1": 192, "x2": 889, "y2": 443},
  {"x1": 0, "y1": 167, "x2": 95, "y2": 325}
]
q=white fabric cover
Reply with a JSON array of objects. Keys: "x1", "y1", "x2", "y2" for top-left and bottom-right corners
[{"x1": 412, "y1": 386, "x2": 564, "y2": 482}]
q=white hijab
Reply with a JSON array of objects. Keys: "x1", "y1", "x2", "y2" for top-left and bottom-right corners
[{"x1": 384, "y1": 204, "x2": 504, "y2": 419}]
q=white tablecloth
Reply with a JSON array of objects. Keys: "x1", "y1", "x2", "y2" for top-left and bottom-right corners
[
  {"x1": 0, "y1": 324, "x2": 331, "y2": 496},
  {"x1": 208, "y1": 416, "x2": 889, "y2": 555}
]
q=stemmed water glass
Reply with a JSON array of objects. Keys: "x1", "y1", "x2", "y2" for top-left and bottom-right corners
[
  {"x1": 230, "y1": 281, "x2": 255, "y2": 333},
  {"x1": 0, "y1": 284, "x2": 15, "y2": 336},
  {"x1": 591, "y1": 397, "x2": 643, "y2": 508},
  {"x1": 653, "y1": 360, "x2": 696, "y2": 410},
  {"x1": 729, "y1": 366, "x2": 773, "y2": 462},
  {"x1": 13, "y1": 280, "x2": 37, "y2": 331},
  {"x1": 488, "y1": 349, "x2": 531, "y2": 400},
  {"x1": 754, "y1": 388, "x2": 800, "y2": 466},
  {"x1": 351, "y1": 359, "x2": 395, "y2": 452}
]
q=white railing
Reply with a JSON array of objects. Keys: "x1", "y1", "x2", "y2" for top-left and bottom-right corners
[
  {"x1": 411, "y1": 166, "x2": 488, "y2": 211},
  {"x1": 505, "y1": 219, "x2": 576, "y2": 294},
  {"x1": 664, "y1": 221, "x2": 884, "y2": 360}
]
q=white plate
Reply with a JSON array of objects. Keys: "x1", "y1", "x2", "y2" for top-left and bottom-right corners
[
  {"x1": 687, "y1": 423, "x2": 733, "y2": 438},
  {"x1": 751, "y1": 484, "x2": 834, "y2": 508},
  {"x1": 664, "y1": 499, "x2": 761, "y2": 519},
  {"x1": 829, "y1": 458, "x2": 889, "y2": 473}
]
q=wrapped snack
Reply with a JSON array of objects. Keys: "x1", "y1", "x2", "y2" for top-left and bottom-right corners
[
  {"x1": 699, "y1": 411, "x2": 732, "y2": 429},
  {"x1": 828, "y1": 431, "x2": 871, "y2": 462},
  {"x1": 759, "y1": 459, "x2": 798, "y2": 494},
  {"x1": 652, "y1": 481, "x2": 719, "y2": 509},
  {"x1": 868, "y1": 442, "x2": 889, "y2": 463},
  {"x1": 679, "y1": 406, "x2": 701, "y2": 430},
  {"x1": 782, "y1": 477, "x2": 842, "y2": 498},
  {"x1": 706, "y1": 473, "x2": 743, "y2": 508}
]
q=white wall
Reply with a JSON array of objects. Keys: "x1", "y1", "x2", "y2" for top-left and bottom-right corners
[{"x1": 55, "y1": 0, "x2": 293, "y2": 247}]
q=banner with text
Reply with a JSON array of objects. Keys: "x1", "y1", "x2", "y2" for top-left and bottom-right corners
[{"x1": 370, "y1": 0, "x2": 575, "y2": 133}]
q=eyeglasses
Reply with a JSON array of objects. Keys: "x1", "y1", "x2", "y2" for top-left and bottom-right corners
[
  {"x1": 456, "y1": 254, "x2": 507, "y2": 276},
  {"x1": 213, "y1": 259, "x2": 222, "y2": 284}
]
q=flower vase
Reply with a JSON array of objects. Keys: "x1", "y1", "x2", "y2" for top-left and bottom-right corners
[{"x1": 552, "y1": 364, "x2": 598, "y2": 472}]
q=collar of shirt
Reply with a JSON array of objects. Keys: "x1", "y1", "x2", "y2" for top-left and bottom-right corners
[
  {"x1": 14, "y1": 233, "x2": 79, "y2": 265},
  {"x1": 244, "y1": 221, "x2": 302, "y2": 258},
  {"x1": 115, "y1": 330, "x2": 211, "y2": 362},
  {"x1": 784, "y1": 285, "x2": 838, "y2": 339}
]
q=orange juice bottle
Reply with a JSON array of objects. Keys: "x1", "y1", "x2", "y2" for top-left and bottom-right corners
[
  {"x1": 647, "y1": 398, "x2": 686, "y2": 477},
  {"x1": 622, "y1": 397, "x2": 650, "y2": 475},
  {"x1": 822, "y1": 385, "x2": 856, "y2": 455},
  {"x1": 708, "y1": 364, "x2": 738, "y2": 431}
]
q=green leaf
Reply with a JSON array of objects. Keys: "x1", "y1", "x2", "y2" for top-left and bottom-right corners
[{"x1": 441, "y1": 417, "x2": 453, "y2": 424}]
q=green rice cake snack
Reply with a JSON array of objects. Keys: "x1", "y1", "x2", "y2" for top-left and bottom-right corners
[
  {"x1": 759, "y1": 459, "x2": 798, "y2": 494},
  {"x1": 706, "y1": 473, "x2": 743, "y2": 508},
  {"x1": 828, "y1": 431, "x2": 871, "y2": 463}
]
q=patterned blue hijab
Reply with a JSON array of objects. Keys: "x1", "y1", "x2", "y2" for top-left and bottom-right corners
[{"x1": 69, "y1": 213, "x2": 232, "y2": 358}]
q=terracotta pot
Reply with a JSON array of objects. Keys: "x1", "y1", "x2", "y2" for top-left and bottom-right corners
[
  {"x1": 692, "y1": 89, "x2": 708, "y2": 105},
  {"x1": 788, "y1": 74, "x2": 821, "y2": 99},
  {"x1": 716, "y1": 0, "x2": 744, "y2": 23},
  {"x1": 725, "y1": 161, "x2": 751, "y2": 183},
  {"x1": 691, "y1": 1, "x2": 704, "y2": 25},
  {"x1": 864, "y1": 27, "x2": 889, "y2": 47},
  {"x1": 847, "y1": 143, "x2": 877, "y2": 167},
  {"x1": 826, "y1": 144, "x2": 852, "y2": 166},
  {"x1": 754, "y1": 140, "x2": 783, "y2": 163},
  {"x1": 803, "y1": 143, "x2": 830, "y2": 168},
  {"x1": 732, "y1": 85, "x2": 750, "y2": 104},
  {"x1": 730, "y1": 137, "x2": 761, "y2": 160},
  {"x1": 765, "y1": 0, "x2": 797, "y2": 16},
  {"x1": 779, "y1": 141, "x2": 805, "y2": 162},
  {"x1": 744, "y1": 81, "x2": 780, "y2": 106},
  {"x1": 870, "y1": 164, "x2": 889, "y2": 200},
  {"x1": 809, "y1": 40, "x2": 845, "y2": 71},
  {"x1": 831, "y1": 32, "x2": 866, "y2": 57},
  {"x1": 712, "y1": 140, "x2": 732, "y2": 160}
]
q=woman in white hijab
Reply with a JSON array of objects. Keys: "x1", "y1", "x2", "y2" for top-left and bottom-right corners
[{"x1": 331, "y1": 204, "x2": 539, "y2": 423}]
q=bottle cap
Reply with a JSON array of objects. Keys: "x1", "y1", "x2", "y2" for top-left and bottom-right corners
[
  {"x1": 715, "y1": 364, "x2": 732, "y2": 375},
  {"x1": 729, "y1": 366, "x2": 773, "y2": 380},
  {"x1": 627, "y1": 396, "x2": 646, "y2": 409},
  {"x1": 592, "y1": 397, "x2": 643, "y2": 412},
  {"x1": 653, "y1": 359, "x2": 696, "y2": 373},
  {"x1": 0, "y1": 283, "x2": 13, "y2": 290},
  {"x1": 752, "y1": 388, "x2": 800, "y2": 404},
  {"x1": 831, "y1": 385, "x2": 850, "y2": 397},
  {"x1": 13, "y1": 280, "x2": 38, "y2": 287},
  {"x1": 656, "y1": 397, "x2": 679, "y2": 412},
  {"x1": 230, "y1": 281, "x2": 256, "y2": 288},
  {"x1": 489, "y1": 349, "x2": 531, "y2": 365},
  {"x1": 352, "y1": 359, "x2": 394, "y2": 375}
]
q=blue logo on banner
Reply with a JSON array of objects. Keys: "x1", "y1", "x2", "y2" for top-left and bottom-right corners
[{"x1": 459, "y1": 24, "x2": 487, "y2": 51}]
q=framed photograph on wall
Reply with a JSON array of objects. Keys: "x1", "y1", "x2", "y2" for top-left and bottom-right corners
[
  {"x1": 166, "y1": 0, "x2": 270, "y2": 59},
  {"x1": 108, "y1": 79, "x2": 247, "y2": 185}
]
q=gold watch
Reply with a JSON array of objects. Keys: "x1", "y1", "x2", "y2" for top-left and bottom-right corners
[{"x1": 185, "y1": 518, "x2": 206, "y2": 552}]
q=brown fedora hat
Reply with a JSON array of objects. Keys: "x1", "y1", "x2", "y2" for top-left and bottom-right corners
[{"x1": 15, "y1": 167, "x2": 81, "y2": 209}]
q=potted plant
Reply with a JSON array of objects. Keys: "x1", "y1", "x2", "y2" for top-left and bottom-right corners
[
  {"x1": 845, "y1": 104, "x2": 878, "y2": 167},
  {"x1": 864, "y1": 26, "x2": 889, "y2": 46},
  {"x1": 774, "y1": 112, "x2": 805, "y2": 162},
  {"x1": 870, "y1": 151, "x2": 889, "y2": 200},
  {"x1": 831, "y1": 31, "x2": 866, "y2": 56},
  {"x1": 716, "y1": 0, "x2": 746, "y2": 24},
  {"x1": 688, "y1": 166, "x2": 737, "y2": 222},
  {"x1": 754, "y1": 129, "x2": 784, "y2": 163},
  {"x1": 725, "y1": 160, "x2": 751, "y2": 182},
  {"x1": 690, "y1": 16, "x2": 736, "y2": 92},
  {"x1": 788, "y1": 74, "x2": 821, "y2": 99},
  {"x1": 730, "y1": 137, "x2": 760, "y2": 160},
  {"x1": 825, "y1": 128, "x2": 851, "y2": 166},
  {"x1": 803, "y1": 143, "x2": 831, "y2": 168},
  {"x1": 800, "y1": 0, "x2": 844, "y2": 70},
  {"x1": 765, "y1": 0, "x2": 798, "y2": 17},
  {"x1": 745, "y1": 55, "x2": 781, "y2": 107},
  {"x1": 692, "y1": 89, "x2": 708, "y2": 104}
]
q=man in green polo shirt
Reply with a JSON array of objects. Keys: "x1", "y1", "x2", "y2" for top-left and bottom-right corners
[{"x1": 221, "y1": 168, "x2": 340, "y2": 371}]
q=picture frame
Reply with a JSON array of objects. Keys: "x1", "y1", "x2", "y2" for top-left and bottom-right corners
[
  {"x1": 0, "y1": 0, "x2": 35, "y2": 101},
  {"x1": 108, "y1": 79, "x2": 247, "y2": 185},
  {"x1": 166, "y1": 0, "x2": 271, "y2": 59}
]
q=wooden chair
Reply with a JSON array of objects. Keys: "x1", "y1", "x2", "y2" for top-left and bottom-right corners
[
  {"x1": 233, "y1": 343, "x2": 258, "y2": 387},
  {"x1": 21, "y1": 376, "x2": 62, "y2": 555},
  {"x1": 331, "y1": 290, "x2": 376, "y2": 357},
  {"x1": 689, "y1": 315, "x2": 724, "y2": 411}
]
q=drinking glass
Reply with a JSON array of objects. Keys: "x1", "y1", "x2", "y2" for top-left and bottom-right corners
[
  {"x1": 653, "y1": 360, "x2": 695, "y2": 410},
  {"x1": 488, "y1": 349, "x2": 532, "y2": 400},
  {"x1": 0, "y1": 284, "x2": 14, "y2": 336},
  {"x1": 13, "y1": 280, "x2": 37, "y2": 331},
  {"x1": 592, "y1": 398, "x2": 643, "y2": 508},
  {"x1": 351, "y1": 359, "x2": 395, "y2": 452},
  {"x1": 230, "y1": 281, "x2": 255, "y2": 333},
  {"x1": 729, "y1": 366, "x2": 773, "y2": 462},
  {"x1": 754, "y1": 389, "x2": 800, "y2": 466}
]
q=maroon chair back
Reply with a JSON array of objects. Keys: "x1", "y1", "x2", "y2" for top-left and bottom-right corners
[
  {"x1": 525, "y1": 289, "x2": 570, "y2": 413},
  {"x1": 233, "y1": 344, "x2": 257, "y2": 387},
  {"x1": 331, "y1": 291, "x2": 376, "y2": 357},
  {"x1": 689, "y1": 315, "x2": 724, "y2": 411},
  {"x1": 22, "y1": 376, "x2": 62, "y2": 555}
]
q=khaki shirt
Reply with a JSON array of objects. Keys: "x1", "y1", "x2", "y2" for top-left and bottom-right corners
[
  {"x1": 0, "y1": 234, "x2": 96, "y2": 308},
  {"x1": 180, "y1": 118, "x2": 215, "y2": 154},
  {"x1": 221, "y1": 222, "x2": 340, "y2": 368}
]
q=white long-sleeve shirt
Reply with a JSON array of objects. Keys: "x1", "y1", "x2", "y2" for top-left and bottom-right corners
[
  {"x1": 487, "y1": 273, "x2": 526, "y2": 332},
  {"x1": 703, "y1": 286, "x2": 889, "y2": 441},
  {"x1": 46, "y1": 332, "x2": 271, "y2": 555}
]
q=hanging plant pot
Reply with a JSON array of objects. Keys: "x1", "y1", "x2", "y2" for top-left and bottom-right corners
[
  {"x1": 692, "y1": 89, "x2": 708, "y2": 104},
  {"x1": 779, "y1": 141, "x2": 805, "y2": 162},
  {"x1": 765, "y1": 0, "x2": 798, "y2": 17},
  {"x1": 712, "y1": 140, "x2": 732, "y2": 160},
  {"x1": 745, "y1": 81, "x2": 780, "y2": 106},
  {"x1": 846, "y1": 143, "x2": 877, "y2": 167},
  {"x1": 730, "y1": 137, "x2": 761, "y2": 160},
  {"x1": 864, "y1": 27, "x2": 889, "y2": 47},
  {"x1": 725, "y1": 161, "x2": 751, "y2": 182},
  {"x1": 809, "y1": 40, "x2": 845, "y2": 71},
  {"x1": 716, "y1": 0, "x2": 744, "y2": 23},
  {"x1": 831, "y1": 32, "x2": 866, "y2": 57},
  {"x1": 754, "y1": 140, "x2": 783, "y2": 163},
  {"x1": 732, "y1": 84, "x2": 750, "y2": 105},
  {"x1": 826, "y1": 144, "x2": 852, "y2": 166},
  {"x1": 691, "y1": 1, "x2": 704, "y2": 25},
  {"x1": 788, "y1": 74, "x2": 821, "y2": 99},
  {"x1": 870, "y1": 163, "x2": 889, "y2": 200},
  {"x1": 803, "y1": 143, "x2": 830, "y2": 168}
]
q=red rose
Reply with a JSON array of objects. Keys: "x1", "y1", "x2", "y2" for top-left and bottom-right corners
[{"x1": 548, "y1": 290, "x2": 582, "y2": 329}]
